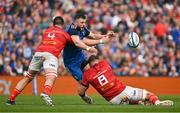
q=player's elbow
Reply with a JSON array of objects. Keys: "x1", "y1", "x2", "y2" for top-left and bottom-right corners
[
  {"x1": 74, "y1": 41, "x2": 82, "y2": 47},
  {"x1": 82, "y1": 39, "x2": 88, "y2": 44}
]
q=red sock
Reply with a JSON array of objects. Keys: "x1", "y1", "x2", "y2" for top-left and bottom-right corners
[
  {"x1": 43, "y1": 85, "x2": 52, "y2": 96},
  {"x1": 9, "y1": 88, "x2": 21, "y2": 101},
  {"x1": 148, "y1": 93, "x2": 159, "y2": 104}
]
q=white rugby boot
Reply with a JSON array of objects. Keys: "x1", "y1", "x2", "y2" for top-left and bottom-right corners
[
  {"x1": 155, "y1": 100, "x2": 174, "y2": 106},
  {"x1": 40, "y1": 93, "x2": 54, "y2": 106}
]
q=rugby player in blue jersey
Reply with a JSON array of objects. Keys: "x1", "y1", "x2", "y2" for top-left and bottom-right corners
[{"x1": 63, "y1": 12, "x2": 114, "y2": 104}]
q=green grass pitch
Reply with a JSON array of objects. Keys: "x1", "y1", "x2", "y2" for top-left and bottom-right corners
[{"x1": 0, "y1": 95, "x2": 180, "y2": 113}]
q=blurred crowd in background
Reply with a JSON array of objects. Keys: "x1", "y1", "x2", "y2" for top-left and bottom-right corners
[{"x1": 0, "y1": 0, "x2": 179, "y2": 77}]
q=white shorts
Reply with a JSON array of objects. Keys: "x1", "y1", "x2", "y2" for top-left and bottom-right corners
[
  {"x1": 109, "y1": 86, "x2": 145, "y2": 104},
  {"x1": 29, "y1": 52, "x2": 58, "y2": 75}
]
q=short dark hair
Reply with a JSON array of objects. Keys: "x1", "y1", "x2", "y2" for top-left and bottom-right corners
[
  {"x1": 74, "y1": 13, "x2": 86, "y2": 20},
  {"x1": 88, "y1": 55, "x2": 99, "y2": 63},
  {"x1": 53, "y1": 16, "x2": 64, "y2": 26}
]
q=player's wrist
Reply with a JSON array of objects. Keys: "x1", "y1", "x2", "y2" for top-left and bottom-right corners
[
  {"x1": 86, "y1": 46, "x2": 91, "y2": 51},
  {"x1": 99, "y1": 39, "x2": 104, "y2": 44}
]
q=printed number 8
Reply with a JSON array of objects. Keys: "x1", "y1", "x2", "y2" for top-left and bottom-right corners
[{"x1": 97, "y1": 75, "x2": 108, "y2": 86}]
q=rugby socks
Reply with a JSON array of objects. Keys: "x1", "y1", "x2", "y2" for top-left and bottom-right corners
[
  {"x1": 148, "y1": 93, "x2": 160, "y2": 104},
  {"x1": 43, "y1": 85, "x2": 52, "y2": 96},
  {"x1": 9, "y1": 88, "x2": 21, "y2": 101}
]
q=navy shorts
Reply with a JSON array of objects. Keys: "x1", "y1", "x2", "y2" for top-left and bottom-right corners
[{"x1": 64, "y1": 59, "x2": 88, "y2": 81}]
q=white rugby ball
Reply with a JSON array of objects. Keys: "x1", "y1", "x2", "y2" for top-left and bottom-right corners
[{"x1": 128, "y1": 32, "x2": 140, "y2": 48}]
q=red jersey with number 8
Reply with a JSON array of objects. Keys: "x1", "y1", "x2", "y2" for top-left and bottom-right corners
[
  {"x1": 82, "y1": 60, "x2": 126, "y2": 101},
  {"x1": 36, "y1": 26, "x2": 72, "y2": 58}
]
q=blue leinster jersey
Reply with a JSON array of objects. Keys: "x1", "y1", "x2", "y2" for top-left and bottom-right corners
[{"x1": 63, "y1": 23, "x2": 90, "y2": 64}]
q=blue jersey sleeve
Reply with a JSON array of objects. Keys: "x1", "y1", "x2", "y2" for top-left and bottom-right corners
[
  {"x1": 66, "y1": 25, "x2": 79, "y2": 36},
  {"x1": 66, "y1": 24, "x2": 90, "y2": 40}
]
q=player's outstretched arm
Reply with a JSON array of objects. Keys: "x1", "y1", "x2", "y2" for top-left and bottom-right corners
[
  {"x1": 88, "y1": 31, "x2": 115, "y2": 39},
  {"x1": 88, "y1": 32, "x2": 105, "y2": 39},
  {"x1": 82, "y1": 36, "x2": 109, "y2": 46},
  {"x1": 83, "y1": 31, "x2": 115, "y2": 46},
  {"x1": 71, "y1": 35, "x2": 97, "y2": 54}
]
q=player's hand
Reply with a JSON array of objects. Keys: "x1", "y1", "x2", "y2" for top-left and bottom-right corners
[
  {"x1": 81, "y1": 95, "x2": 95, "y2": 104},
  {"x1": 88, "y1": 47, "x2": 98, "y2": 55},
  {"x1": 107, "y1": 31, "x2": 115, "y2": 38},
  {"x1": 102, "y1": 36, "x2": 110, "y2": 43}
]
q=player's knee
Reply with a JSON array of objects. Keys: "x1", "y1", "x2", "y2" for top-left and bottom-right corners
[
  {"x1": 45, "y1": 68, "x2": 58, "y2": 78},
  {"x1": 46, "y1": 75, "x2": 57, "y2": 81},
  {"x1": 142, "y1": 89, "x2": 150, "y2": 100},
  {"x1": 44, "y1": 76, "x2": 57, "y2": 87},
  {"x1": 45, "y1": 72, "x2": 57, "y2": 79},
  {"x1": 24, "y1": 71, "x2": 36, "y2": 80},
  {"x1": 45, "y1": 70, "x2": 57, "y2": 85}
]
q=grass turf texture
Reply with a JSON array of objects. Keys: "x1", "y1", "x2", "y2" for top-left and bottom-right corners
[{"x1": 0, "y1": 95, "x2": 180, "y2": 112}]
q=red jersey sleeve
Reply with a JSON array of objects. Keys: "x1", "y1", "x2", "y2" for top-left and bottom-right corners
[
  {"x1": 64, "y1": 32, "x2": 73, "y2": 43},
  {"x1": 82, "y1": 71, "x2": 89, "y2": 87}
]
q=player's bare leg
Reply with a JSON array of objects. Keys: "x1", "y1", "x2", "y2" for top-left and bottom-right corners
[
  {"x1": 40, "y1": 68, "x2": 57, "y2": 106},
  {"x1": 6, "y1": 70, "x2": 37, "y2": 105},
  {"x1": 143, "y1": 90, "x2": 174, "y2": 106}
]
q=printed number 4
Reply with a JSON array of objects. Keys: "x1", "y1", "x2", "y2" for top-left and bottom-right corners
[
  {"x1": 48, "y1": 33, "x2": 55, "y2": 39},
  {"x1": 98, "y1": 75, "x2": 108, "y2": 86}
]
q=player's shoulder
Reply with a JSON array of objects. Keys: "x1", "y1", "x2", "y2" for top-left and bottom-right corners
[
  {"x1": 66, "y1": 23, "x2": 78, "y2": 34},
  {"x1": 69, "y1": 23, "x2": 76, "y2": 30},
  {"x1": 44, "y1": 26, "x2": 52, "y2": 32},
  {"x1": 100, "y1": 60, "x2": 109, "y2": 65},
  {"x1": 84, "y1": 68, "x2": 94, "y2": 76},
  {"x1": 45, "y1": 26, "x2": 59, "y2": 32}
]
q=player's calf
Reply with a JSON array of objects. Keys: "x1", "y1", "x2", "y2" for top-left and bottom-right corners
[
  {"x1": 43, "y1": 71, "x2": 57, "y2": 95},
  {"x1": 143, "y1": 90, "x2": 160, "y2": 105},
  {"x1": 144, "y1": 90, "x2": 174, "y2": 106},
  {"x1": 6, "y1": 71, "x2": 36, "y2": 105},
  {"x1": 40, "y1": 70, "x2": 57, "y2": 106}
]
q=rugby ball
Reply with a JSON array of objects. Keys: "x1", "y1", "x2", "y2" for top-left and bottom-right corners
[{"x1": 128, "y1": 32, "x2": 140, "y2": 48}]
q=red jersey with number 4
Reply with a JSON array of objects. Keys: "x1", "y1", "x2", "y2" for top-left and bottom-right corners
[
  {"x1": 82, "y1": 60, "x2": 126, "y2": 101},
  {"x1": 36, "y1": 26, "x2": 72, "y2": 58}
]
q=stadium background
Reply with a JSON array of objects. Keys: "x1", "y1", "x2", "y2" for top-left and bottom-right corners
[
  {"x1": 0, "y1": 0, "x2": 179, "y2": 95},
  {"x1": 0, "y1": 0, "x2": 180, "y2": 112}
]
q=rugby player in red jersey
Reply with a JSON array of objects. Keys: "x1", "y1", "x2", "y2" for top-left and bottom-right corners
[
  {"x1": 6, "y1": 16, "x2": 72, "y2": 106},
  {"x1": 78, "y1": 55, "x2": 174, "y2": 106}
]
